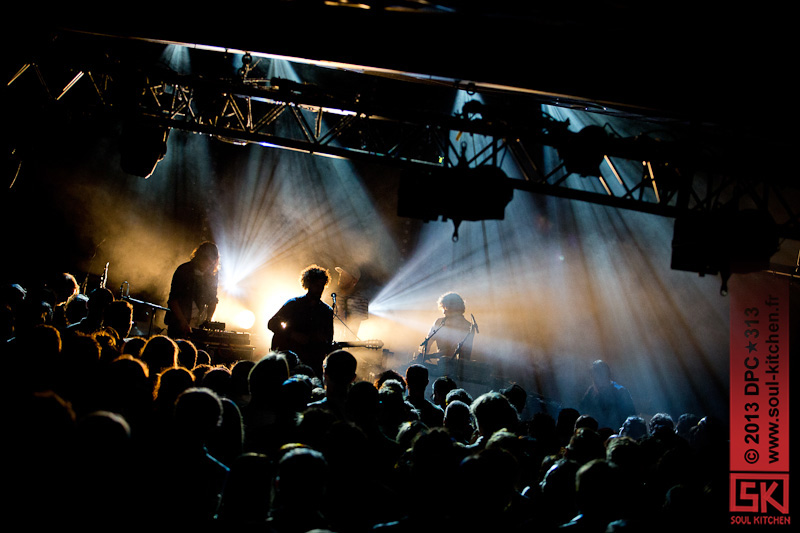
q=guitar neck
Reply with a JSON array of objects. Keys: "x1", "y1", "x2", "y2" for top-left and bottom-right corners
[{"x1": 334, "y1": 340, "x2": 384, "y2": 350}]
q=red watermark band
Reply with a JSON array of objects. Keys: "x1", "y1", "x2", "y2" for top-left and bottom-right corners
[{"x1": 729, "y1": 272, "x2": 790, "y2": 523}]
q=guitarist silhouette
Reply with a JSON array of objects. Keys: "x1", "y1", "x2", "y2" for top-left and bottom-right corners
[{"x1": 268, "y1": 265, "x2": 334, "y2": 378}]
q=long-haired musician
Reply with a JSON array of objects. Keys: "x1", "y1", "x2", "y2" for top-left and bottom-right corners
[
  {"x1": 421, "y1": 291, "x2": 474, "y2": 361},
  {"x1": 166, "y1": 241, "x2": 220, "y2": 339}
]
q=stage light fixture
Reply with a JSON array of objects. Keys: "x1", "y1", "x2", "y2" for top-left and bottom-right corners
[
  {"x1": 670, "y1": 208, "x2": 779, "y2": 294},
  {"x1": 397, "y1": 164, "x2": 514, "y2": 240},
  {"x1": 234, "y1": 309, "x2": 256, "y2": 330},
  {"x1": 557, "y1": 125, "x2": 607, "y2": 177},
  {"x1": 119, "y1": 119, "x2": 170, "y2": 179}
]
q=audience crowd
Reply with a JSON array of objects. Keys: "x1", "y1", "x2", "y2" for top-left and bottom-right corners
[{"x1": 2, "y1": 275, "x2": 730, "y2": 532}]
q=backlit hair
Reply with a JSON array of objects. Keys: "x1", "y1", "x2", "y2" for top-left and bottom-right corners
[
  {"x1": 437, "y1": 292, "x2": 465, "y2": 314},
  {"x1": 191, "y1": 241, "x2": 220, "y2": 273},
  {"x1": 300, "y1": 264, "x2": 331, "y2": 289}
]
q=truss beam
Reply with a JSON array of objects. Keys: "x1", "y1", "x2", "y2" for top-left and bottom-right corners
[{"x1": 8, "y1": 50, "x2": 800, "y2": 241}]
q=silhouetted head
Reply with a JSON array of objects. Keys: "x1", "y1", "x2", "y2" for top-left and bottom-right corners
[
  {"x1": 216, "y1": 453, "x2": 273, "y2": 522},
  {"x1": 445, "y1": 388, "x2": 473, "y2": 406},
  {"x1": 202, "y1": 366, "x2": 232, "y2": 397},
  {"x1": 121, "y1": 336, "x2": 146, "y2": 358},
  {"x1": 346, "y1": 380, "x2": 379, "y2": 423},
  {"x1": 471, "y1": 391, "x2": 519, "y2": 437},
  {"x1": 405, "y1": 364, "x2": 429, "y2": 391},
  {"x1": 649, "y1": 412, "x2": 675, "y2": 437},
  {"x1": 65, "y1": 293, "x2": 89, "y2": 325},
  {"x1": 605, "y1": 435, "x2": 643, "y2": 470},
  {"x1": 500, "y1": 383, "x2": 527, "y2": 414},
  {"x1": 565, "y1": 427, "x2": 606, "y2": 465},
  {"x1": 140, "y1": 335, "x2": 179, "y2": 376},
  {"x1": 590, "y1": 359, "x2": 612, "y2": 386},
  {"x1": 444, "y1": 400, "x2": 474, "y2": 434},
  {"x1": 300, "y1": 264, "x2": 331, "y2": 297},
  {"x1": 280, "y1": 376, "x2": 313, "y2": 413},
  {"x1": 175, "y1": 339, "x2": 199, "y2": 369},
  {"x1": 191, "y1": 241, "x2": 220, "y2": 274},
  {"x1": 249, "y1": 352, "x2": 290, "y2": 397},
  {"x1": 75, "y1": 410, "x2": 132, "y2": 456},
  {"x1": 154, "y1": 366, "x2": 195, "y2": 404},
  {"x1": 51, "y1": 272, "x2": 79, "y2": 304},
  {"x1": 432, "y1": 375, "x2": 457, "y2": 407},
  {"x1": 437, "y1": 292, "x2": 465, "y2": 316},
  {"x1": 676, "y1": 412, "x2": 700, "y2": 440},
  {"x1": 323, "y1": 349, "x2": 357, "y2": 388},
  {"x1": 173, "y1": 387, "x2": 224, "y2": 443},
  {"x1": 275, "y1": 447, "x2": 328, "y2": 506},
  {"x1": 619, "y1": 415, "x2": 648, "y2": 440},
  {"x1": 86, "y1": 288, "x2": 115, "y2": 318},
  {"x1": 1, "y1": 283, "x2": 26, "y2": 309},
  {"x1": 374, "y1": 369, "x2": 406, "y2": 391},
  {"x1": 103, "y1": 299, "x2": 134, "y2": 339},
  {"x1": 230, "y1": 359, "x2": 256, "y2": 394},
  {"x1": 575, "y1": 414, "x2": 599, "y2": 433}
]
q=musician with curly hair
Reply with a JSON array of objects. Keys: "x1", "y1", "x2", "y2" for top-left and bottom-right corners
[
  {"x1": 268, "y1": 264, "x2": 334, "y2": 377},
  {"x1": 420, "y1": 291, "x2": 475, "y2": 361}
]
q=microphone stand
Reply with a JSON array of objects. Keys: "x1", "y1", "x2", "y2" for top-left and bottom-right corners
[
  {"x1": 81, "y1": 239, "x2": 106, "y2": 294},
  {"x1": 120, "y1": 281, "x2": 169, "y2": 337},
  {"x1": 418, "y1": 318, "x2": 446, "y2": 363},
  {"x1": 331, "y1": 294, "x2": 362, "y2": 343},
  {"x1": 450, "y1": 315, "x2": 478, "y2": 381},
  {"x1": 452, "y1": 315, "x2": 479, "y2": 360}
]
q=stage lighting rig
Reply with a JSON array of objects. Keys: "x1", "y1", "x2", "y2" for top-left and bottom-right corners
[
  {"x1": 671, "y1": 208, "x2": 780, "y2": 295},
  {"x1": 554, "y1": 124, "x2": 608, "y2": 178},
  {"x1": 8, "y1": 28, "x2": 798, "y2": 243},
  {"x1": 238, "y1": 53, "x2": 256, "y2": 80},
  {"x1": 397, "y1": 163, "x2": 514, "y2": 241}
]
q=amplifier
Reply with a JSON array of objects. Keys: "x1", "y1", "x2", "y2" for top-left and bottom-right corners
[{"x1": 191, "y1": 329, "x2": 251, "y2": 346}]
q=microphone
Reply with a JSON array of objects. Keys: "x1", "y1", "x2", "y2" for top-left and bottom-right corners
[
  {"x1": 100, "y1": 262, "x2": 109, "y2": 289},
  {"x1": 331, "y1": 293, "x2": 337, "y2": 304},
  {"x1": 471, "y1": 314, "x2": 479, "y2": 334}
]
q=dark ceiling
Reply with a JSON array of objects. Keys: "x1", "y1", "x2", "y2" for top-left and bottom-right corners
[
  {"x1": 3, "y1": 2, "x2": 799, "y2": 279},
  {"x1": 5, "y1": 2, "x2": 796, "y2": 138}
]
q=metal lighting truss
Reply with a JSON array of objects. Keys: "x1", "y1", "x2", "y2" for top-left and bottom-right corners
[{"x1": 8, "y1": 43, "x2": 800, "y2": 246}]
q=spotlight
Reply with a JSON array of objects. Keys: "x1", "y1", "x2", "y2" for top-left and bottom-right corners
[
  {"x1": 234, "y1": 309, "x2": 256, "y2": 330},
  {"x1": 557, "y1": 125, "x2": 607, "y2": 177},
  {"x1": 119, "y1": 119, "x2": 170, "y2": 178},
  {"x1": 397, "y1": 164, "x2": 514, "y2": 240},
  {"x1": 670, "y1": 209, "x2": 779, "y2": 294},
  {"x1": 215, "y1": 296, "x2": 257, "y2": 331}
]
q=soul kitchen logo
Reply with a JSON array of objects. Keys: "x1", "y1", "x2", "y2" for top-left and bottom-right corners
[
  {"x1": 730, "y1": 473, "x2": 789, "y2": 524},
  {"x1": 729, "y1": 273, "x2": 790, "y2": 528}
]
